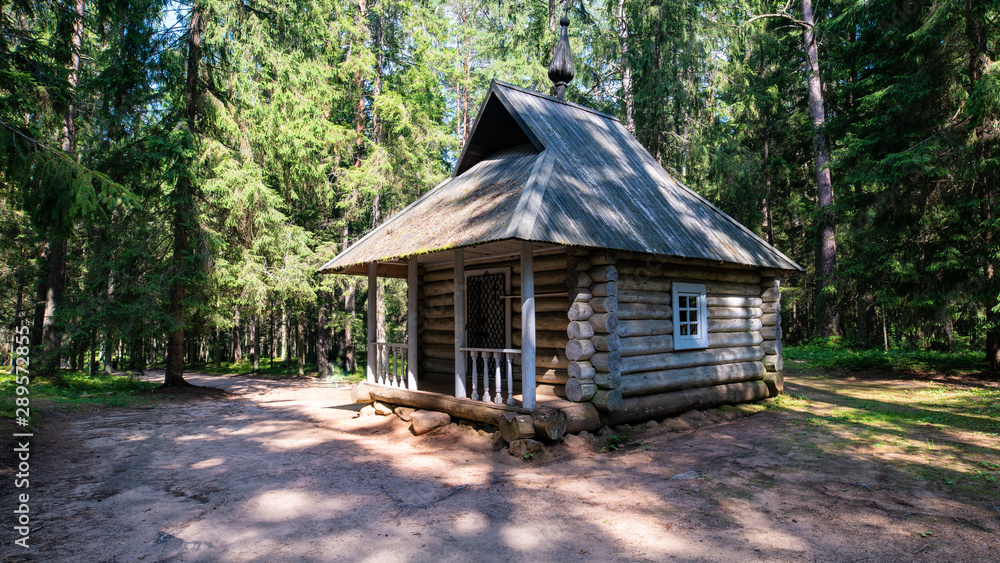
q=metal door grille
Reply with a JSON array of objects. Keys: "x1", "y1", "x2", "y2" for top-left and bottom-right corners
[{"x1": 466, "y1": 273, "x2": 507, "y2": 377}]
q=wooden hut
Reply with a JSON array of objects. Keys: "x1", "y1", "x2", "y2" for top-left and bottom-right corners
[{"x1": 319, "y1": 17, "x2": 802, "y2": 439}]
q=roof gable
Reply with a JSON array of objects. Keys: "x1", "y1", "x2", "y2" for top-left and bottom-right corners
[
  {"x1": 453, "y1": 89, "x2": 544, "y2": 176},
  {"x1": 319, "y1": 80, "x2": 803, "y2": 274}
]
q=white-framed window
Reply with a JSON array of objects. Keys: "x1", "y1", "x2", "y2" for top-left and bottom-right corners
[{"x1": 673, "y1": 282, "x2": 708, "y2": 350}]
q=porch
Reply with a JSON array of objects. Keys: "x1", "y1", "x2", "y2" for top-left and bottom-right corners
[{"x1": 347, "y1": 239, "x2": 600, "y2": 437}]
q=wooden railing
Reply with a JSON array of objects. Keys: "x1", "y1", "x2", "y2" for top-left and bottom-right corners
[
  {"x1": 460, "y1": 348, "x2": 520, "y2": 406},
  {"x1": 373, "y1": 342, "x2": 409, "y2": 388}
]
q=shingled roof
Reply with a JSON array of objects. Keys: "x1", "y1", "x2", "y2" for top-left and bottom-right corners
[{"x1": 319, "y1": 80, "x2": 802, "y2": 275}]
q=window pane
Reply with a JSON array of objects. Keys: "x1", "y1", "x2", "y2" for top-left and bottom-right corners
[
  {"x1": 679, "y1": 310, "x2": 687, "y2": 322},
  {"x1": 678, "y1": 296, "x2": 687, "y2": 308},
  {"x1": 690, "y1": 311, "x2": 697, "y2": 323},
  {"x1": 680, "y1": 325, "x2": 688, "y2": 336}
]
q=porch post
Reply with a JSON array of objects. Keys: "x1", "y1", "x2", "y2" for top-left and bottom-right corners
[
  {"x1": 454, "y1": 248, "x2": 467, "y2": 398},
  {"x1": 407, "y1": 257, "x2": 418, "y2": 390},
  {"x1": 367, "y1": 262, "x2": 377, "y2": 384},
  {"x1": 520, "y1": 241, "x2": 536, "y2": 409}
]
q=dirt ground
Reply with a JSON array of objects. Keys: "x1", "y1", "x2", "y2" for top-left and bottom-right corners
[{"x1": 2, "y1": 368, "x2": 998, "y2": 562}]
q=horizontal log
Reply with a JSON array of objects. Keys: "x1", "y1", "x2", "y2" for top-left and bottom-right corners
[
  {"x1": 619, "y1": 334, "x2": 674, "y2": 357},
  {"x1": 592, "y1": 282, "x2": 617, "y2": 297},
  {"x1": 592, "y1": 333, "x2": 621, "y2": 352},
  {"x1": 514, "y1": 313, "x2": 569, "y2": 332},
  {"x1": 420, "y1": 357, "x2": 453, "y2": 373},
  {"x1": 513, "y1": 254, "x2": 567, "y2": 273},
  {"x1": 621, "y1": 346, "x2": 765, "y2": 375},
  {"x1": 619, "y1": 361, "x2": 766, "y2": 397},
  {"x1": 568, "y1": 302, "x2": 594, "y2": 321},
  {"x1": 708, "y1": 318, "x2": 763, "y2": 332},
  {"x1": 761, "y1": 302, "x2": 780, "y2": 314},
  {"x1": 500, "y1": 412, "x2": 535, "y2": 442},
  {"x1": 705, "y1": 282, "x2": 762, "y2": 296},
  {"x1": 532, "y1": 407, "x2": 568, "y2": 440},
  {"x1": 422, "y1": 330, "x2": 453, "y2": 345},
  {"x1": 568, "y1": 361, "x2": 596, "y2": 380},
  {"x1": 563, "y1": 401, "x2": 602, "y2": 434},
  {"x1": 617, "y1": 289, "x2": 672, "y2": 305},
  {"x1": 592, "y1": 389, "x2": 623, "y2": 412},
  {"x1": 760, "y1": 325, "x2": 782, "y2": 340},
  {"x1": 566, "y1": 379, "x2": 597, "y2": 402},
  {"x1": 708, "y1": 307, "x2": 762, "y2": 319},
  {"x1": 588, "y1": 251, "x2": 618, "y2": 265},
  {"x1": 590, "y1": 265, "x2": 618, "y2": 283},
  {"x1": 593, "y1": 369, "x2": 622, "y2": 389},
  {"x1": 567, "y1": 321, "x2": 595, "y2": 340},
  {"x1": 617, "y1": 276, "x2": 671, "y2": 293},
  {"x1": 763, "y1": 370, "x2": 783, "y2": 397},
  {"x1": 424, "y1": 294, "x2": 455, "y2": 308},
  {"x1": 567, "y1": 256, "x2": 591, "y2": 272},
  {"x1": 513, "y1": 270, "x2": 568, "y2": 288},
  {"x1": 590, "y1": 313, "x2": 619, "y2": 334},
  {"x1": 536, "y1": 384, "x2": 567, "y2": 399},
  {"x1": 591, "y1": 350, "x2": 622, "y2": 372},
  {"x1": 709, "y1": 331, "x2": 763, "y2": 349},
  {"x1": 535, "y1": 368, "x2": 570, "y2": 384},
  {"x1": 422, "y1": 344, "x2": 455, "y2": 360},
  {"x1": 762, "y1": 339, "x2": 783, "y2": 356},
  {"x1": 423, "y1": 280, "x2": 455, "y2": 297},
  {"x1": 763, "y1": 354, "x2": 783, "y2": 372},
  {"x1": 590, "y1": 296, "x2": 617, "y2": 314},
  {"x1": 618, "y1": 303, "x2": 672, "y2": 320},
  {"x1": 513, "y1": 297, "x2": 568, "y2": 313},
  {"x1": 615, "y1": 261, "x2": 761, "y2": 284},
  {"x1": 358, "y1": 383, "x2": 525, "y2": 426},
  {"x1": 423, "y1": 269, "x2": 455, "y2": 283},
  {"x1": 421, "y1": 306, "x2": 453, "y2": 319},
  {"x1": 514, "y1": 347, "x2": 569, "y2": 369},
  {"x1": 513, "y1": 330, "x2": 567, "y2": 349},
  {"x1": 761, "y1": 312, "x2": 780, "y2": 327},
  {"x1": 566, "y1": 339, "x2": 596, "y2": 361},
  {"x1": 569, "y1": 288, "x2": 593, "y2": 302},
  {"x1": 617, "y1": 319, "x2": 672, "y2": 338},
  {"x1": 423, "y1": 318, "x2": 454, "y2": 332},
  {"x1": 707, "y1": 296, "x2": 763, "y2": 308},
  {"x1": 607, "y1": 381, "x2": 770, "y2": 426},
  {"x1": 760, "y1": 287, "x2": 780, "y2": 302}
]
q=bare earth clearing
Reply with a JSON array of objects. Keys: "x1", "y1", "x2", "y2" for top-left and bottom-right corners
[{"x1": 2, "y1": 368, "x2": 998, "y2": 562}]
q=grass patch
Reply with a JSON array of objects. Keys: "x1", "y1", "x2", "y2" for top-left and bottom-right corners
[
  {"x1": 785, "y1": 338, "x2": 986, "y2": 373},
  {"x1": 0, "y1": 370, "x2": 160, "y2": 425}
]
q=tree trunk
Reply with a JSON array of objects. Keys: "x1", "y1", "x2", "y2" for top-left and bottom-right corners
[
  {"x1": 164, "y1": 5, "x2": 202, "y2": 387},
  {"x1": 802, "y1": 0, "x2": 838, "y2": 338},
  {"x1": 232, "y1": 307, "x2": 242, "y2": 362},
  {"x1": 250, "y1": 315, "x2": 259, "y2": 373},
  {"x1": 12, "y1": 273, "x2": 24, "y2": 369},
  {"x1": 317, "y1": 291, "x2": 331, "y2": 377},
  {"x1": 617, "y1": 0, "x2": 635, "y2": 134},
  {"x1": 296, "y1": 315, "x2": 306, "y2": 376}
]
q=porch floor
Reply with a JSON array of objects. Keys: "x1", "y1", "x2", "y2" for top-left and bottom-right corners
[{"x1": 414, "y1": 375, "x2": 572, "y2": 409}]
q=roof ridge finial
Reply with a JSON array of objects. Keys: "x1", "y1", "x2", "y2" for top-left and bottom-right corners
[{"x1": 547, "y1": 9, "x2": 575, "y2": 100}]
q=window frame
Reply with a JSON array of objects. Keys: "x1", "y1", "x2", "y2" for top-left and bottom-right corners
[{"x1": 672, "y1": 282, "x2": 709, "y2": 350}]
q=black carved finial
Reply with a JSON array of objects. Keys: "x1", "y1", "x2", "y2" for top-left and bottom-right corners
[{"x1": 547, "y1": 12, "x2": 575, "y2": 100}]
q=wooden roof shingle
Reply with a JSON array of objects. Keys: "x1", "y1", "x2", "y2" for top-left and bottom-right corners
[{"x1": 320, "y1": 81, "x2": 803, "y2": 275}]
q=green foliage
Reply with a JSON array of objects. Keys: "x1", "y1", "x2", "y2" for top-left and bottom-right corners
[
  {"x1": 0, "y1": 369, "x2": 159, "y2": 423},
  {"x1": 786, "y1": 338, "x2": 987, "y2": 373}
]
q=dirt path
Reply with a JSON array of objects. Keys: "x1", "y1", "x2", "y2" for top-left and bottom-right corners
[{"x1": 3, "y1": 371, "x2": 998, "y2": 562}]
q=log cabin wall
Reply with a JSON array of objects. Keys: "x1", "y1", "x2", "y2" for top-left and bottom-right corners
[
  {"x1": 418, "y1": 248, "x2": 570, "y2": 388},
  {"x1": 759, "y1": 274, "x2": 783, "y2": 395},
  {"x1": 599, "y1": 252, "x2": 777, "y2": 425}
]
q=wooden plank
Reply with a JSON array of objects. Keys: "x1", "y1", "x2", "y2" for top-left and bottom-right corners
[
  {"x1": 367, "y1": 263, "x2": 377, "y2": 383},
  {"x1": 620, "y1": 346, "x2": 764, "y2": 375},
  {"x1": 407, "y1": 258, "x2": 418, "y2": 390},
  {"x1": 607, "y1": 381, "x2": 770, "y2": 426},
  {"x1": 619, "y1": 361, "x2": 766, "y2": 397},
  {"x1": 454, "y1": 248, "x2": 466, "y2": 398},
  {"x1": 521, "y1": 241, "x2": 536, "y2": 410}
]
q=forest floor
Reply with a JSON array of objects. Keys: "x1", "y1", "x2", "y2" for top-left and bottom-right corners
[{"x1": 2, "y1": 364, "x2": 999, "y2": 562}]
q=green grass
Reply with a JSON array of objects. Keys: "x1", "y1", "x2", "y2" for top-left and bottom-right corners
[
  {"x1": 785, "y1": 338, "x2": 986, "y2": 373},
  {"x1": 195, "y1": 360, "x2": 367, "y2": 383},
  {"x1": 0, "y1": 369, "x2": 160, "y2": 424}
]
